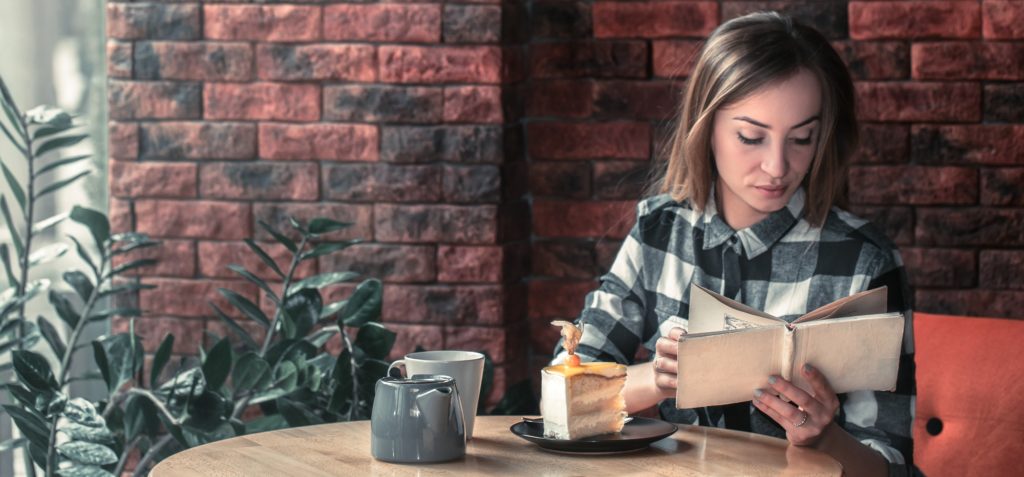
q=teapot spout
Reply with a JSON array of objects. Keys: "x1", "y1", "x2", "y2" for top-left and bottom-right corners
[{"x1": 417, "y1": 386, "x2": 461, "y2": 433}]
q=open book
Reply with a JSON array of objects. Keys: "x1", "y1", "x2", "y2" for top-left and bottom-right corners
[{"x1": 675, "y1": 283, "x2": 905, "y2": 408}]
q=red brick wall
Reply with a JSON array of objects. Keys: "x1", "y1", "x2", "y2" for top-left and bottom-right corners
[{"x1": 108, "y1": 1, "x2": 1024, "y2": 400}]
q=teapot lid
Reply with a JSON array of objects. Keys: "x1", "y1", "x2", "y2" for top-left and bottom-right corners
[{"x1": 380, "y1": 374, "x2": 455, "y2": 386}]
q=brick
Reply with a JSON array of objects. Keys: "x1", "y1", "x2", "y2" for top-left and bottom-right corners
[
  {"x1": 381, "y1": 126, "x2": 502, "y2": 163},
  {"x1": 985, "y1": 84, "x2": 1024, "y2": 122},
  {"x1": 533, "y1": 200, "x2": 634, "y2": 239},
  {"x1": 198, "y1": 241, "x2": 315, "y2": 281},
  {"x1": 323, "y1": 164, "x2": 442, "y2": 202},
  {"x1": 532, "y1": 0, "x2": 592, "y2": 39},
  {"x1": 847, "y1": 206, "x2": 914, "y2": 246},
  {"x1": 253, "y1": 203, "x2": 373, "y2": 243},
  {"x1": 914, "y1": 289, "x2": 1024, "y2": 319},
  {"x1": 530, "y1": 41, "x2": 647, "y2": 79},
  {"x1": 109, "y1": 121, "x2": 138, "y2": 160},
  {"x1": 115, "y1": 316, "x2": 203, "y2": 354},
  {"x1": 982, "y1": 169, "x2": 1024, "y2": 206},
  {"x1": 856, "y1": 82, "x2": 979, "y2": 122},
  {"x1": 107, "y1": 40, "x2": 132, "y2": 78},
  {"x1": 530, "y1": 162, "x2": 591, "y2": 199},
  {"x1": 437, "y1": 245, "x2": 503, "y2": 283},
  {"x1": 983, "y1": 1, "x2": 1024, "y2": 39},
  {"x1": 136, "y1": 200, "x2": 251, "y2": 240},
  {"x1": 900, "y1": 247, "x2": 976, "y2": 288},
  {"x1": 204, "y1": 5, "x2": 320, "y2": 42},
  {"x1": 139, "y1": 122, "x2": 256, "y2": 160},
  {"x1": 593, "y1": 160, "x2": 651, "y2": 200},
  {"x1": 443, "y1": 4, "x2": 501, "y2": 43},
  {"x1": 916, "y1": 208, "x2": 1024, "y2": 246},
  {"x1": 724, "y1": 2, "x2": 847, "y2": 38},
  {"x1": 443, "y1": 165, "x2": 501, "y2": 204},
  {"x1": 204, "y1": 83, "x2": 320, "y2": 121},
  {"x1": 852, "y1": 124, "x2": 909, "y2": 164},
  {"x1": 831, "y1": 41, "x2": 909, "y2": 80},
  {"x1": 849, "y1": 166, "x2": 977, "y2": 205},
  {"x1": 387, "y1": 324, "x2": 445, "y2": 361},
  {"x1": 112, "y1": 239, "x2": 195, "y2": 278},
  {"x1": 379, "y1": 46, "x2": 503, "y2": 83},
  {"x1": 443, "y1": 86, "x2": 503, "y2": 123},
  {"x1": 980, "y1": 250, "x2": 1024, "y2": 290},
  {"x1": 532, "y1": 240, "x2": 598, "y2": 279},
  {"x1": 110, "y1": 162, "x2": 197, "y2": 199},
  {"x1": 256, "y1": 44, "x2": 376, "y2": 82},
  {"x1": 383, "y1": 285, "x2": 505, "y2": 325},
  {"x1": 446, "y1": 326, "x2": 509, "y2": 364},
  {"x1": 849, "y1": 1, "x2": 980, "y2": 40},
  {"x1": 134, "y1": 42, "x2": 252, "y2": 81},
  {"x1": 527, "y1": 80, "x2": 593, "y2": 118},
  {"x1": 528, "y1": 121, "x2": 650, "y2": 160},
  {"x1": 528, "y1": 280, "x2": 595, "y2": 319},
  {"x1": 110, "y1": 198, "x2": 132, "y2": 235},
  {"x1": 913, "y1": 42, "x2": 1024, "y2": 80},
  {"x1": 259, "y1": 123, "x2": 378, "y2": 161},
  {"x1": 324, "y1": 85, "x2": 441, "y2": 123},
  {"x1": 911, "y1": 125, "x2": 1024, "y2": 165},
  {"x1": 108, "y1": 80, "x2": 200, "y2": 120},
  {"x1": 324, "y1": 4, "x2": 440, "y2": 42},
  {"x1": 107, "y1": 3, "x2": 199, "y2": 40},
  {"x1": 374, "y1": 204, "x2": 498, "y2": 244},
  {"x1": 594, "y1": 1, "x2": 717, "y2": 39},
  {"x1": 140, "y1": 278, "x2": 258, "y2": 319},
  {"x1": 652, "y1": 40, "x2": 702, "y2": 79},
  {"x1": 200, "y1": 162, "x2": 319, "y2": 201},
  {"x1": 592, "y1": 81, "x2": 680, "y2": 121},
  {"x1": 320, "y1": 244, "x2": 435, "y2": 283}
]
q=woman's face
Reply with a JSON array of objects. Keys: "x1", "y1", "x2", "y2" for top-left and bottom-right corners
[{"x1": 710, "y1": 69, "x2": 822, "y2": 230}]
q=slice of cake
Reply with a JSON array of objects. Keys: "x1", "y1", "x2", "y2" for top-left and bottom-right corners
[{"x1": 541, "y1": 361, "x2": 627, "y2": 440}]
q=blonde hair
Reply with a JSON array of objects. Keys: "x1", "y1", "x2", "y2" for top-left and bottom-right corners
[{"x1": 654, "y1": 12, "x2": 857, "y2": 227}]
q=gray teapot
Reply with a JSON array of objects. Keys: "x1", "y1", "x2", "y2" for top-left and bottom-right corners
[{"x1": 370, "y1": 374, "x2": 466, "y2": 463}]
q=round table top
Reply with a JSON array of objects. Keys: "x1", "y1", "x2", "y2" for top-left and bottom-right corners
[{"x1": 151, "y1": 415, "x2": 842, "y2": 476}]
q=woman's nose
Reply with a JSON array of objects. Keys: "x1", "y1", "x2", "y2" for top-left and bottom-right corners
[{"x1": 760, "y1": 143, "x2": 787, "y2": 179}]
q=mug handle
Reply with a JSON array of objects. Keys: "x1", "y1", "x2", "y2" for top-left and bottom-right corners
[{"x1": 387, "y1": 360, "x2": 406, "y2": 378}]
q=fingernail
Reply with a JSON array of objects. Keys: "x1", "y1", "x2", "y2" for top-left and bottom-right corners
[
  {"x1": 803, "y1": 364, "x2": 814, "y2": 373},
  {"x1": 768, "y1": 376, "x2": 777, "y2": 385},
  {"x1": 753, "y1": 389, "x2": 763, "y2": 398}
]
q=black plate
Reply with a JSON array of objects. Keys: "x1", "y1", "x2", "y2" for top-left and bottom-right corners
[{"x1": 510, "y1": 417, "x2": 678, "y2": 454}]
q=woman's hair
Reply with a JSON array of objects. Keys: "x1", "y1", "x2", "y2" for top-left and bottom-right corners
[{"x1": 654, "y1": 11, "x2": 857, "y2": 227}]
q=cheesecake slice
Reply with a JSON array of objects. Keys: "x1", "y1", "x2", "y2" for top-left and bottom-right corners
[{"x1": 541, "y1": 362, "x2": 627, "y2": 440}]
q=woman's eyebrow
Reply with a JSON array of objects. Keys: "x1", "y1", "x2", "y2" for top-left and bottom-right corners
[{"x1": 732, "y1": 115, "x2": 821, "y2": 130}]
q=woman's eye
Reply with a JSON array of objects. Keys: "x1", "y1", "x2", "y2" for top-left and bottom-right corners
[
  {"x1": 737, "y1": 133, "x2": 762, "y2": 145},
  {"x1": 792, "y1": 136, "x2": 813, "y2": 146}
]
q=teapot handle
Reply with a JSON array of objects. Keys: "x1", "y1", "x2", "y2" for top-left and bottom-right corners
[{"x1": 387, "y1": 360, "x2": 406, "y2": 378}]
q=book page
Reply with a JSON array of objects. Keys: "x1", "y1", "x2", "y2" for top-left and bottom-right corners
[
  {"x1": 793, "y1": 286, "x2": 888, "y2": 324},
  {"x1": 689, "y1": 283, "x2": 784, "y2": 334},
  {"x1": 676, "y1": 326, "x2": 785, "y2": 408},
  {"x1": 790, "y1": 313, "x2": 904, "y2": 395}
]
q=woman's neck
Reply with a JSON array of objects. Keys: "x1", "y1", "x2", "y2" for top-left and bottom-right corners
[{"x1": 715, "y1": 179, "x2": 769, "y2": 231}]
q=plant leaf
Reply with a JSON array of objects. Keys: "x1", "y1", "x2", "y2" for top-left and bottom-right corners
[
  {"x1": 34, "y1": 169, "x2": 91, "y2": 199},
  {"x1": 87, "y1": 307, "x2": 141, "y2": 322},
  {"x1": 244, "y1": 414, "x2": 288, "y2": 434},
  {"x1": 353, "y1": 322, "x2": 396, "y2": 361},
  {"x1": 327, "y1": 348, "x2": 352, "y2": 413},
  {"x1": 57, "y1": 421, "x2": 114, "y2": 444},
  {"x1": 105, "y1": 258, "x2": 157, "y2": 278},
  {"x1": 69, "y1": 205, "x2": 109, "y2": 250},
  {"x1": 12, "y1": 349, "x2": 58, "y2": 393},
  {"x1": 0, "y1": 243, "x2": 17, "y2": 288},
  {"x1": 209, "y1": 303, "x2": 257, "y2": 350},
  {"x1": 151, "y1": 334, "x2": 175, "y2": 388},
  {"x1": 28, "y1": 242, "x2": 68, "y2": 266},
  {"x1": 92, "y1": 333, "x2": 143, "y2": 394},
  {"x1": 0, "y1": 160, "x2": 26, "y2": 212},
  {"x1": 98, "y1": 281, "x2": 155, "y2": 298},
  {"x1": 242, "y1": 239, "x2": 285, "y2": 278},
  {"x1": 257, "y1": 220, "x2": 296, "y2": 253},
  {"x1": 227, "y1": 264, "x2": 278, "y2": 304},
  {"x1": 3, "y1": 404, "x2": 49, "y2": 448},
  {"x1": 68, "y1": 235, "x2": 98, "y2": 278},
  {"x1": 338, "y1": 279, "x2": 383, "y2": 327},
  {"x1": 50, "y1": 289, "x2": 81, "y2": 328},
  {"x1": 306, "y1": 217, "x2": 353, "y2": 235},
  {"x1": 278, "y1": 399, "x2": 322, "y2": 427},
  {"x1": 305, "y1": 326, "x2": 338, "y2": 348},
  {"x1": 0, "y1": 195, "x2": 23, "y2": 257},
  {"x1": 32, "y1": 124, "x2": 70, "y2": 140},
  {"x1": 57, "y1": 440, "x2": 118, "y2": 466},
  {"x1": 5, "y1": 383, "x2": 37, "y2": 409},
  {"x1": 287, "y1": 271, "x2": 358, "y2": 295},
  {"x1": 25, "y1": 105, "x2": 72, "y2": 128},
  {"x1": 34, "y1": 133, "x2": 88, "y2": 157},
  {"x1": 300, "y1": 240, "x2": 359, "y2": 261},
  {"x1": 201, "y1": 337, "x2": 232, "y2": 390},
  {"x1": 231, "y1": 352, "x2": 270, "y2": 391},
  {"x1": 63, "y1": 270, "x2": 94, "y2": 302},
  {"x1": 281, "y1": 289, "x2": 321, "y2": 339},
  {"x1": 32, "y1": 211, "x2": 70, "y2": 233},
  {"x1": 218, "y1": 288, "x2": 270, "y2": 328},
  {"x1": 63, "y1": 398, "x2": 104, "y2": 428},
  {"x1": 38, "y1": 316, "x2": 67, "y2": 358},
  {"x1": 0, "y1": 437, "x2": 25, "y2": 453},
  {"x1": 34, "y1": 154, "x2": 91, "y2": 178}
]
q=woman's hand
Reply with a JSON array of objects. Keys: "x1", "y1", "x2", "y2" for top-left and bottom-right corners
[
  {"x1": 652, "y1": 327, "x2": 686, "y2": 398},
  {"x1": 752, "y1": 363, "x2": 840, "y2": 447}
]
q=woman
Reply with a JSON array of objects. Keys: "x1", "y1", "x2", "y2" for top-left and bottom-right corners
[{"x1": 554, "y1": 12, "x2": 914, "y2": 476}]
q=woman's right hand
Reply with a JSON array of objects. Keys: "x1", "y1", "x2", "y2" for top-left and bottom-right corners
[{"x1": 653, "y1": 327, "x2": 686, "y2": 397}]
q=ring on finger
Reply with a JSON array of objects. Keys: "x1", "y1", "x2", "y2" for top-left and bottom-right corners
[{"x1": 794, "y1": 411, "x2": 808, "y2": 428}]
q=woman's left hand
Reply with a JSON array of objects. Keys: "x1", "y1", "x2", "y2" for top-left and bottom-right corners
[{"x1": 752, "y1": 363, "x2": 839, "y2": 447}]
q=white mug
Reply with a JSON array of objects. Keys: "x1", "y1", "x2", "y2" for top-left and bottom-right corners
[{"x1": 387, "y1": 350, "x2": 485, "y2": 438}]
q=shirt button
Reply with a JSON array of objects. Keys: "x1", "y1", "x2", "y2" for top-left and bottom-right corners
[{"x1": 926, "y1": 417, "x2": 943, "y2": 436}]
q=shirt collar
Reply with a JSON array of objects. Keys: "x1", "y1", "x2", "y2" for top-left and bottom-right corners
[{"x1": 701, "y1": 185, "x2": 806, "y2": 258}]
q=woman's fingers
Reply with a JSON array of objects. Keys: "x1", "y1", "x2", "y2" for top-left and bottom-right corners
[
  {"x1": 766, "y1": 375, "x2": 820, "y2": 415},
  {"x1": 801, "y1": 364, "x2": 840, "y2": 412},
  {"x1": 655, "y1": 327, "x2": 686, "y2": 357},
  {"x1": 754, "y1": 389, "x2": 806, "y2": 428}
]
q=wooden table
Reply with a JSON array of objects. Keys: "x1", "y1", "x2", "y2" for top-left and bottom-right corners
[{"x1": 151, "y1": 415, "x2": 842, "y2": 476}]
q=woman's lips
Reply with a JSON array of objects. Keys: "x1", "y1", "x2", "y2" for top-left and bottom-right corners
[{"x1": 754, "y1": 185, "x2": 786, "y2": 199}]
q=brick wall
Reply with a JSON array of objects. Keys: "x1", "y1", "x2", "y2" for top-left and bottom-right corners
[{"x1": 108, "y1": 1, "x2": 1024, "y2": 400}]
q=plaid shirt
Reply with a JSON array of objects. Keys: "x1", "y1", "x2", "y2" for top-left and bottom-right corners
[{"x1": 555, "y1": 187, "x2": 915, "y2": 474}]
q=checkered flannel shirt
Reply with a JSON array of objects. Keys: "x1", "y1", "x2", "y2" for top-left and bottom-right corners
[{"x1": 554, "y1": 187, "x2": 916, "y2": 474}]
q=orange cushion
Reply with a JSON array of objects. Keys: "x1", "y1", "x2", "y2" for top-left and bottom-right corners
[{"x1": 913, "y1": 313, "x2": 1024, "y2": 476}]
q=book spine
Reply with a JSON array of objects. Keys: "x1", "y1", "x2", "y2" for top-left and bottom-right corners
[{"x1": 781, "y1": 327, "x2": 795, "y2": 381}]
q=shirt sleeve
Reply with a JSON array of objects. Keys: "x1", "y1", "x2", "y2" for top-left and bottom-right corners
[
  {"x1": 553, "y1": 206, "x2": 650, "y2": 366},
  {"x1": 839, "y1": 246, "x2": 915, "y2": 476}
]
